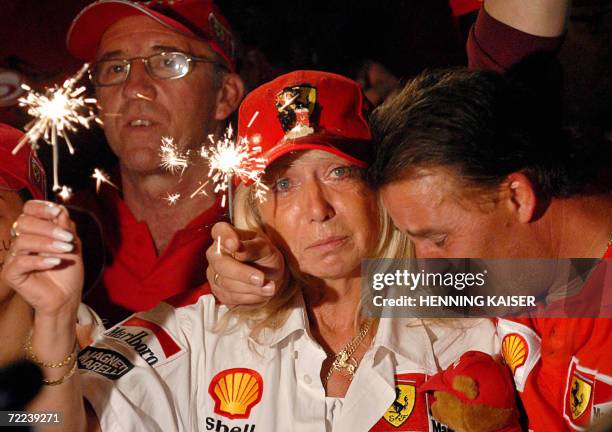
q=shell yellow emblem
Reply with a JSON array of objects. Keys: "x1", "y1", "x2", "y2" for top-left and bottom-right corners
[
  {"x1": 502, "y1": 333, "x2": 528, "y2": 374},
  {"x1": 569, "y1": 375, "x2": 592, "y2": 420},
  {"x1": 383, "y1": 379, "x2": 416, "y2": 427},
  {"x1": 208, "y1": 368, "x2": 263, "y2": 420}
]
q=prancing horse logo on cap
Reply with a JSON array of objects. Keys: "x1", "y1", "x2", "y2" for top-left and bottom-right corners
[{"x1": 275, "y1": 84, "x2": 317, "y2": 139}]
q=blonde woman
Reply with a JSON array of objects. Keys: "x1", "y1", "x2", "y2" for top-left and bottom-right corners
[{"x1": 2, "y1": 71, "x2": 497, "y2": 432}]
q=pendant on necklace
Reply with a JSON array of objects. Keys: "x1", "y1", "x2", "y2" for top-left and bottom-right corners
[{"x1": 331, "y1": 351, "x2": 359, "y2": 380}]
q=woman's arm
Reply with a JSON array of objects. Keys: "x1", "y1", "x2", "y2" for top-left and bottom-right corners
[
  {"x1": 1, "y1": 200, "x2": 96, "y2": 432},
  {"x1": 467, "y1": 0, "x2": 569, "y2": 71},
  {"x1": 485, "y1": 0, "x2": 570, "y2": 37},
  {"x1": 0, "y1": 292, "x2": 32, "y2": 365}
]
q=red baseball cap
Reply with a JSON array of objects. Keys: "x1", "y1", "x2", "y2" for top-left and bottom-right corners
[
  {"x1": 0, "y1": 124, "x2": 46, "y2": 200},
  {"x1": 237, "y1": 70, "x2": 373, "y2": 173},
  {"x1": 420, "y1": 351, "x2": 516, "y2": 409},
  {"x1": 66, "y1": 0, "x2": 236, "y2": 70}
]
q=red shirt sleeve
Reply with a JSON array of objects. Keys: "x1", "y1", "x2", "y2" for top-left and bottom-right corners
[{"x1": 467, "y1": 6, "x2": 564, "y2": 72}]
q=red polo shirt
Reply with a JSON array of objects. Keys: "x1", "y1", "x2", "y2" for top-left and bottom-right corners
[
  {"x1": 498, "y1": 245, "x2": 612, "y2": 431},
  {"x1": 75, "y1": 184, "x2": 224, "y2": 324}
]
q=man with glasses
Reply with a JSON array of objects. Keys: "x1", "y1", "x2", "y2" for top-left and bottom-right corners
[{"x1": 66, "y1": 0, "x2": 245, "y2": 324}]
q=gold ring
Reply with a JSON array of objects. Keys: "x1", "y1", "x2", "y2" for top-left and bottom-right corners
[
  {"x1": 214, "y1": 272, "x2": 220, "y2": 285},
  {"x1": 9, "y1": 221, "x2": 19, "y2": 238}
]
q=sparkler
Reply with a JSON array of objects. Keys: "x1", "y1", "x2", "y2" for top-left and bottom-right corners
[
  {"x1": 57, "y1": 186, "x2": 73, "y2": 202},
  {"x1": 189, "y1": 180, "x2": 210, "y2": 199},
  {"x1": 91, "y1": 168, "x2": 118, "y2": 193},
  {"x1": 200, "y1": 123, "x2": 267, "y2": 222},
  {"x1": 14, "y1": 64, "x2": 98, "y2": 191},
  {"x1": 159, "y1": 136, "x2": 189, "y2": 175},
  {"x1": 157, "y1": 112, "x2": 268, "y2": 221}
]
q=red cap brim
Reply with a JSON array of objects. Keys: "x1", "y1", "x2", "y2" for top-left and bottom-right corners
[
  {"x1": 67, "y1": 0, "x2": 195, "y2": 61},
  {"x1": 419, "y1": 373, "x2": 449, "y2": 394},
  {"x1": 238, "y1": 134, "x2": 371, "y2": 187}
]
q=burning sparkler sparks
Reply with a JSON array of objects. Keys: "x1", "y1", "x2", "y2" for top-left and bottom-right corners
[
  {"x1": 14, "y1": 63, "x2": 98, "y2": 191},
  {"x1": 158, "y1": 112, "x2": 268, "y2": 220},
  {"x1": 91, "y1": 168, "x2": 118, "y2": 193},
  {"x1": 160, "y1": 136, "x2": 189, "y2": 175},
  {"x1": 201, "y1": 123, "x2": 267, "y2": 221},
  {"x1": 165, "y1": 192, "x2": 181, "y2": 205},
  {"x1": 57, "y1": 186, "x2": 73, "y2": 202}
]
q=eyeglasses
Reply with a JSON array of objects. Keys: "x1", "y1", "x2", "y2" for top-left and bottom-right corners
[{"x1": 89, "y1": 51, "x2": 226, "y2": 87}]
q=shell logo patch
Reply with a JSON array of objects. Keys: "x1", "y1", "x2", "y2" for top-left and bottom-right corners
[
  {"x1": 208, "y1": 368, "x2": 263, "y2": 420},
  {"x1": 496, "y1": 319, "x2": 541, "y2": 392},
  {"x1": 383, "y1": 379, "x2": 416, "y2": 427},
  {"x1": 502, "y1": 333, "x2": 528, "y2": 374},
  {"x1": 275, "y1": 84, "x2": 317, "y2": 139}
]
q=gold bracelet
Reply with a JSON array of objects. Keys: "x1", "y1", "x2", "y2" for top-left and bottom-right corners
[
  {"x1": 24, "y1": 331, "x2": 77, "y2": 368},
  {"x1": 42, "y1": 356, "x2": 78, "y2": 386}
]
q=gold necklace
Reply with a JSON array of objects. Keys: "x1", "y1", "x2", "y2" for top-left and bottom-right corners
[{"x1": 325, "y1": 318, "x2": 374, "y2": 383}]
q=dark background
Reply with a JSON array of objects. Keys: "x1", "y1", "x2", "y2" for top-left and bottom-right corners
[{"x1": 0, "y1": 0, "x2": 610, "y2": 196}]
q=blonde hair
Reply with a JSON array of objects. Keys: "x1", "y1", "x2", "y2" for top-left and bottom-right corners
[{"x1": 218, "y1": 173, "x2": 414, "y2": 341}]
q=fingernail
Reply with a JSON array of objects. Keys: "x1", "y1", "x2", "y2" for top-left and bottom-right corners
[
  {"x1": 46, "y1": 204, "x2": 61, "y2": 217},
  {"x1": 52, "y1": 228, "x2": 73, "y2": 242},
  {"x1": 250, "y1": 274, "x2": 263, "y2": 286},
  {"x1": 52, "y1": 241, "x2": 74, "y2": 252},
  {"x1": 42, "y1": 257, "x2": 61, "y2": 267},
  {"x1": 262, "y1": 281, "x2": 275, "y2": 295},
  {"x1": 225, "y1": 239, "x2": 237, "y2": 251}
]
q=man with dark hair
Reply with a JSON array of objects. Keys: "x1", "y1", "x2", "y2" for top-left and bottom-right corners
[
  {"x1": 368, "y1": 64, "x2": 609, "y2": 258},
  {"x1": 367, "y1": 63, "x2": 611, "y2": 431}
]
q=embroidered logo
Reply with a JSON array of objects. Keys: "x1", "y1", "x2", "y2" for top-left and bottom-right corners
[
  {"x1": 570, "y1": 374, "x2": 593, "y2": 420},
  {"x1": 496, "y1": 319, "x2": 541, "y2": 392},
  {"x1": 370, "y1": 373, "x2": 429, "y2": 431},
  {"x1": 275, "y1": 84, "x2": 317, "y2": 139},
  {"x1": 208, "y1": 368, "x2": 263, "y2": 420},
  {"x1": 104, "y1": 316, "x2": 183, "y2": 366},
  {"x1": 78, "y1": 346, "x2": 134, "y2": 380},
  {"x1": 208, "y1": 12, "x2": 235, "y2": 62},
  {"x1": 384, "y1": 379, "x2": 417, "y2": 427},
  {"x1": 502, "y1": 333, "x2": 528, "y2": 374},
  {"x1": 563, "y1": 357, "x2": 612, "y2": 430}
]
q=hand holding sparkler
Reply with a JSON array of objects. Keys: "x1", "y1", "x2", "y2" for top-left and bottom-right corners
[{"x1": 206, "y1": 222, "x2": 284, "y2": 305}]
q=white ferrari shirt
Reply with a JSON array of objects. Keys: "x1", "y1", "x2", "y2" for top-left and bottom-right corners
[{"x1": 79, "y1": 294, "x2": 499, "y2": 432}]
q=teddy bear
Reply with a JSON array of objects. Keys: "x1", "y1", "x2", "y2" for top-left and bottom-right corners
[{"x1": 420, "y1": 351, "x2": 523, "y2": 432}]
